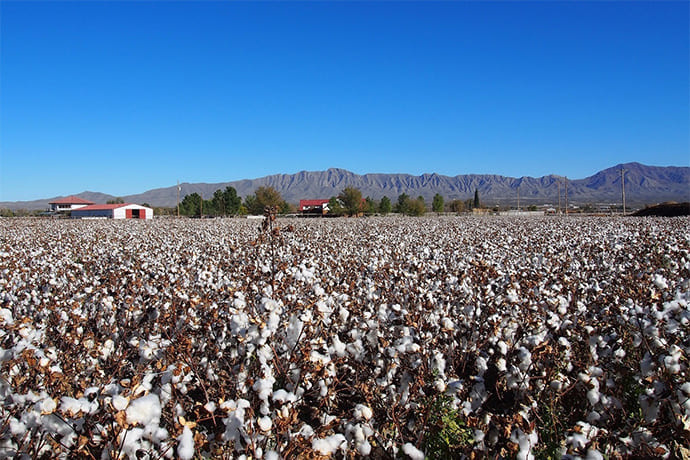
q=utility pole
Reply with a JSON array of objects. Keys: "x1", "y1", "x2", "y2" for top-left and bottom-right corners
[
  {"x1": 177, "y1": 180, "x2": 180, "y2": 218},
  {"x1": 200, "y1": 193, "x2": 203, "y2": 218},
  {"x1": 564, "y1": 177, "x2": 568, "y2": 215},
  {"x1": 557, "y1": 180, "x2": 562, "y2": 214},
  {"x1": 621, "y1": 167, "x2": 626, "y2": 214}
]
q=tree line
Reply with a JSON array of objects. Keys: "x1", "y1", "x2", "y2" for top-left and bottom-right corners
[
  {"x1": 178, "y1": 186, "x2": 287, "y2": 217},
  {"x1": 0, "y1": 187, "x2": 485, "y2": 218},
  {"x1": 174, "y1": 185, "x2": 486, "y2": 217}
]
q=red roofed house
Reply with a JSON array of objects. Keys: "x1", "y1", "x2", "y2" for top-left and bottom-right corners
[
  {"x1": 49, "y1": 196, "x2": 94, "y2": 213},
  {"x1": 299, "y1": 199, "x2": 330, "y2": 215},
  {"x1": 70, "y1": 203, "x2": 153, "y2": 220}
]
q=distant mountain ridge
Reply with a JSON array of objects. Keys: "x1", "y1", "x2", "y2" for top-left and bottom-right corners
[{"x1": 2, "y1": 162, "x2": 688, "y2": 210}]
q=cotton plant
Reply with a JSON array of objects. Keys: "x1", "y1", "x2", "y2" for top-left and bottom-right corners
[{"x1": 0, "y1": 216, "x2": 688, "y2": 458}]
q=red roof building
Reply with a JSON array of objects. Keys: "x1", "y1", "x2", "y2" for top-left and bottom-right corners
[
  {"x1": 299, "y1": 199, "x2": 330, "y2": 214},
  {"x1": 49, "y1": 196, "x2": 95, "y2": 212},
  {"x1": 71, "y1": 203, "x2": 153, "y2": 220}
]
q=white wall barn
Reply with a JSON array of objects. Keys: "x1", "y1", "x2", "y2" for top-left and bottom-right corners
[
  {"x1": 48, "y1": 196, "x2": 94, "y2": 212},
  {"x1": 70, "y1": 204, "x2": 153, "y2": 220}
]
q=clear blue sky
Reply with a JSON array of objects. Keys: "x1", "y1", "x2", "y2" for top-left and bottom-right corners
[{"x1": 1, "y1": 1, "x2": 688, "y2": 201}]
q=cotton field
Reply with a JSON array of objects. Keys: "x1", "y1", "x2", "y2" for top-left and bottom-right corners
[{"x1": 0, "y1": 216, "x2": 688, "y2": 459}]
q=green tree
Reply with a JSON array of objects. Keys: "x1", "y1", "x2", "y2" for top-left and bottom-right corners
[
  {"x1": 432, "y1": 193, "x2": 444, "y2": 214},
  {"x1": 448, "y1": 199, "x2": 465, "y2": 213},
  {"x1": 279, "y1": 201, "x2": 293, "y2": 215},
  {"x1": 202, "y1": 198, "x2": 215, "y2": 216},
  {"x1": 223, "y1": 186, "x2": 242, "y2": 215},
  {"x1": 243, "y1": 195, "x2": 257, "y2": 215},
  {"x1": 395, "y1": 193, "x2": 411, "y2": 214},
  {"x1": 180, "y1": 193, "x2": 202, "y2": 216},
  {"x1": 338, "y1": 187, "x2": 363, "y2": 216},
  {"x1": 379, "y1": 196, "x2": 392, "y2": 215},
  {"x1": 107, "y1": 197, "x2": 125, "y2": 204},
  {"x1": 364, "y1": 197, "x2": 377, "y2": 215},
  {"x1": 327, "y1": 197, "x2": 344, "y2": 216},
  {"x1": 211, "y1": 189, "x2": 226, "y2": 216},
  {"x1": 408, "y1": 196, "x2": 426, "y2": 216},
  {"x1": 473, "y1": 189, "x2": 480, "y2": 209},
  {"x1": 244, "y1": 186, "x2": 286, "y2": 215}
]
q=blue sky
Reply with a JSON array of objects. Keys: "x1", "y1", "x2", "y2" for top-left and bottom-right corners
[{"x1": 1, "y1": 1, "x2": 688, "y2": 201}]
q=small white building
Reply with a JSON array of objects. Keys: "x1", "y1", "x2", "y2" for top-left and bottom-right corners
[
  {"x1": 49, "y1": 196, "x2": 94, "y2": 212},
  {"x1": 71, "y1": 203, "x2": 153, "y2": 220}
]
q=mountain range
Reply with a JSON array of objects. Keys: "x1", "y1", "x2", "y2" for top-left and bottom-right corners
[{"x1": 2, "y1": 162, "x2": 688, "y2": 211}]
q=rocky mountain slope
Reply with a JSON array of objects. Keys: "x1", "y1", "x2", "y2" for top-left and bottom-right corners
[{"x1": 3, "y1": 162, "x2": 688, "y2": 210}]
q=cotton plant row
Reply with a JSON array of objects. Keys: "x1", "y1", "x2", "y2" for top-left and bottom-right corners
[{"x1": 0, "y1": 216, "x2": 688, "y2": 459}]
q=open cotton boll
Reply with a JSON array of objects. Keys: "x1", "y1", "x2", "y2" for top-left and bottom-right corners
[
  {"x1": 566, "y1": 432, "x2": 589, "y2": 449},
  {"x1": 38, "y1": 397, "x2": 57, "y2": 414},
  {"x1": 330, "y1": 335, "x2": 347, "y2": 357},
  {"x1": 510, "y1": 428, "x2": 537, "y2": 460},
  {"x1": 60, "y1": 396, "x2": 92, "y2": 416},
  {"x1": 0, "y1": 308, "x2": 14, "y2": 325},
  {"x1": 272, "y1": 389, "x2": 297, "y2": 404},
  {"x1": 264, "y1": 451, "x2": 280, "y2": 460},
  {"x1": 402, "y1": 442, "x2": 425, "y2": 460},
  {"x1": 253, "y1": 378, "x2": 275, "y2": 401},
  {"x1": 112, "y1": 395, "x2": 129, "y2": 411},
  {"x1": 312, "y1": 433, "x2": 346, "y2": 455},
  {"x1": 126, "y1": 393, "x2": 162, "y2": 426},
  {"x1": 353, "y1": 404, "x2": 373, "y2": 421},
  {"x1": 257, "y1": 416, "x2": 272, "y2": 431},
  {"x1": 663, "y1": 345, "x2": 683, "y2": 374},
  {"x1": 177, "y1": 426, "x2": 194, "y2": 460},
  {"x1": 652, "y1": 274, "x2": 668, "y2": 290}
]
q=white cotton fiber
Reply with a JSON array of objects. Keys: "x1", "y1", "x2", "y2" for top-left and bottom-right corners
[
  {"x1": 177, "y1": 426, "x2": 194, "y2": 460},
  {"x1": 402, "y1": 442, "x2": 425, "y2": 460},
  {"x1": 353, "y1": 404, "x2": 373, "y2": 421},
  {"x1": 126, "y1": 393, "x2": 162, "y2": 426},
  {"x1": 112, "y1": 395, "x2": 129, "y2": 411},
  {"x1": 312, "y1": 433, "x2": 346, "y2": 455}
]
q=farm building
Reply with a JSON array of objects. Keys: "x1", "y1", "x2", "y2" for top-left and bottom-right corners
[
  {"x1": 300, "y1": 199, "x2": 330, "y2": 215},
  {"x1": 70, "y1": 203, "x2": 153, "y2": 220},
  {"x1": 49, "y1": 196, "x2": 94, "y2": 212}
]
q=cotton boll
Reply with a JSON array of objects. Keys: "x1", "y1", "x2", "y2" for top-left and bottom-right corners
[
  {"x1": 566, "y1": 432, "x2": 589, "y2": 449},
  {"x1": 353, "y1": 404, "x2": 373, "y2": 421},
  {"x1": 402, "y1": 443, "x2": 425, "y2": 460},
  {"x1": 265, "y1": 451, "x2": 280, "y2": 460},
  {"x1": 652, "y1": 274, "x2": 668, "y2": 290},
  {"x1": 434, "y1": 379, "x2": 447, "y2": 392},
  {"x1": 496, "y1": 358, "x2": 507, "y2": 372},
  {"x1": 586, "y1": 388, "x2": 600, "y2": 406},
  {"x1": 476, "y1": 356, "x2": 488, "y2": 376},
  {"x1": 312, "y1": 433, "x2": 346, "y2": 455},
  {"x1": 204, "y1": 401, "x2": 217, "y2": 414},
  {"x1": 663, "y1": 345, "x2": 683, "y2": 374},
  {"x1": 330, "y1": 335, "x2": 347, "y2": 357},
  {"x1": 112, "y1": 395, "x2": 129, "y2": 411},
  {"x1": 510, "y1": 428, "x2": 537, "y2": 460},
  {"x1": 272, "y1": 389, "x2": 297, "y2": 404},
  {"x1": 253, "y1": 379, "x2": 275, "y2": 401},
  {"x1": 258, "y1": 416, "x2": 272, "y2": 432},
  {"x1": 38, "y1": 397, "x2": 57, "y2": 414},
  {"x1": 177, "y1": 426, "x2": 194, "y2": 460},
  {"x1": 298, "y1": 423, "x2": 314, "y2": 438},
  {"x1": 357, "y1": 440, "x2": 372, "y2": 456},
  {"x1": 126, "y1": 394, "x2": 162, "y2": 426}
]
